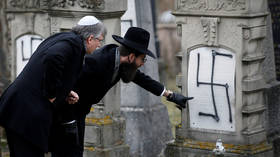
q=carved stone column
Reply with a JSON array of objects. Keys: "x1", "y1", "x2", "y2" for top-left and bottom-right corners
[{"x1": 165, "y1": 0, "x2": 274, "y2": 156}]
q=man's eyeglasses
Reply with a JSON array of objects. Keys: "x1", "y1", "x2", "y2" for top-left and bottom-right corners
[{"x1": 95, "y1": 37, "x2": 104, "y2": 44}]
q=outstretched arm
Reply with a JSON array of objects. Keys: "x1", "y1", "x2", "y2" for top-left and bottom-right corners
[{"x1": 133, "y1": 70, "x2": 193, "y2": 110}]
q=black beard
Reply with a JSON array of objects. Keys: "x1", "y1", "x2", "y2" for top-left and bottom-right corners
[{"x1": 119, "y1": 61, "x2": 138, "y2": 83}]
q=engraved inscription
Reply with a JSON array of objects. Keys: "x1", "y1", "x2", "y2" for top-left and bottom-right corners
[
  {"x1": 78, "y1": 0, "x2": 103, "y2": 9},
  {"x1": 42, "y1": 0, "x2": 104, "y2": 9},
  {"x1": 9, "y1": 0, "x2": 40, "y2": 8},
  {"x1": 46, "y1": 0, "x2": 67, "y2": 8},
  {"x1": 179, "y1": 0, "x2": 246, "y2": 12},
  {"x1": 9, "y1": 0, "x2": 104, "y2": 9}
]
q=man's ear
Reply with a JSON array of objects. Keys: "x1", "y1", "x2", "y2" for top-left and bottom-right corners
[
  {"x1": 128, "y1": 53, "x2": 135, "y2": 63},
  {"x1": 86, "y1": 35, "x2": 94, "y2": 43}
]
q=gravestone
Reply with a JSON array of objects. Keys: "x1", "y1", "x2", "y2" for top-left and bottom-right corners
[{"x1": 165, "y1": 0, "x2": 274, "y2": 156}]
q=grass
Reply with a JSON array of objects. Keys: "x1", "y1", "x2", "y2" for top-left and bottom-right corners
[{"x1": 160, "y1": 77, "x2": 182, "y2": 138}]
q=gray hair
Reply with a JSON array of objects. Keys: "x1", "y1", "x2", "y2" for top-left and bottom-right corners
[{"x1": 71, "y1": 22, "x2": 107, "y2": 40}]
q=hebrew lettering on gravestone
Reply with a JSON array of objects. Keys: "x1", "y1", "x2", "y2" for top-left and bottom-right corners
[
  {"x1": 188, "y1": 47, "x2": 236, "y2": 132},
  {"x1": 16, "y1": 34, "x2": 44, "y2": 76}
]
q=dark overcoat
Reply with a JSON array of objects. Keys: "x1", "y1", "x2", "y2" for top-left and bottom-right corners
[
  {"x1": 76, "y1": 44, "x2": 164, "y2": 115},
  {"x1": 50, "y1": 44, "x2": 164, "y2": 156},
  {"x1": 50, "y1": 44, "x2": 165, "y2": 154},
  {"x1": 0, "y1": 32, "x2": 85, "y2": 152}
]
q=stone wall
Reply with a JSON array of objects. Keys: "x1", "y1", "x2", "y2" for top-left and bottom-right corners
[
  {"x1": 266, "y1": 84, "x2": 280, "y2": 157},
  {"x1": 268, "y1": 0, "x2": 280, "y2": 80}
]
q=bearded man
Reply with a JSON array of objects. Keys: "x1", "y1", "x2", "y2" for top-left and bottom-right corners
[{"x1": 50, "y1": 27, "x2": 193, "y2": 157}]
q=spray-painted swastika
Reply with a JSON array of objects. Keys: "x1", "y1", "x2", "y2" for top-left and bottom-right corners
[{"x1": 196, "y1": 50, "x2": 233, "y2": 123}]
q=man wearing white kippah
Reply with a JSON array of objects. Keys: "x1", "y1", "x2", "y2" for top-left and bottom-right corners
[{"x1": 0, "y1": 15, "x2": 106, "y2": 157}]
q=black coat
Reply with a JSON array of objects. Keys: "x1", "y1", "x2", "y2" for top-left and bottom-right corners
[
  {"x1": 49, "y1": 44, "x2": 165, "y2": 155},
  {"x1": 0, "y1": 32, "x2": 85, "y2": 152},
  {"x1": 76, "y1": 44, "x2": 164, "y2": 116}
]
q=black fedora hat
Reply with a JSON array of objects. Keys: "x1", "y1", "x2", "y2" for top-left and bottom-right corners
[{"x1": 112, "y1": 27, "x2": 156, "y2": 58}]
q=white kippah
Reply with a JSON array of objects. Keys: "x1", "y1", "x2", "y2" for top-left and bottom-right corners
[{"x1": 77, "y1": 16, "x2": 100, "y2": 26}]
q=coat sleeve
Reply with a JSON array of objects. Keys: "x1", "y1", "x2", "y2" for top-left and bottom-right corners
[
  {"x1": 43, "y1": 41, "x2": 74, "y2": 99},
  {"x1": 75, "y1": 55, "x2": 100, "y2": 106},
  {"x1": 132, "y1": 70, "x2": 165, "y2": 96}
]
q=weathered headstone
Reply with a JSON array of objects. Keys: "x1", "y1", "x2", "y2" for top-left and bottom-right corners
[{"x1": 165, "y1": 0, "x2": 274, "y2": 156}]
